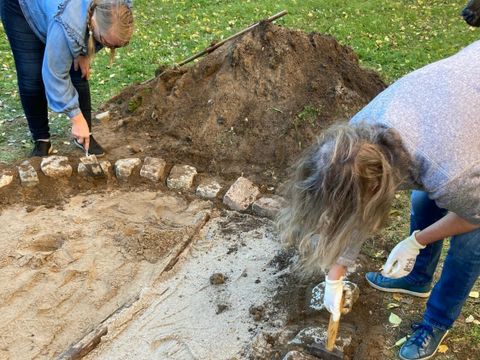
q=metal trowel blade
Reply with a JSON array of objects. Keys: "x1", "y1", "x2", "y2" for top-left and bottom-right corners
[{"x1": 80, "y1": 154, "x2": 105, "y2": 178}]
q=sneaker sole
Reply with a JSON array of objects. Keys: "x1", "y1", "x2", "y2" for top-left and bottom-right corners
[
  {"x1": 73, "y1": 139, "x2": 105, "y2": 158},
  {"x1": 366, "y1": 277, "x2": 431, "y2": 298},
  {"x1": 398, "y1": 330, "x2": 449, "y2": 360}
]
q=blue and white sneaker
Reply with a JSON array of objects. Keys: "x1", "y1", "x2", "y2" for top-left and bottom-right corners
[
  {"x1": 399, "y1": 323, "x2": 449, "y2": 360},
  {"x1": 366, "y1": 272, "x2": 431, "y2": 298}
]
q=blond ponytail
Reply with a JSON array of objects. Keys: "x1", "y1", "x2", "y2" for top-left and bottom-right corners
[
  {"x1": 87, "y1": 0, "x2": 98, "y2": 60},
  {"x1": 87, "y1": 0, "x2": 134, "y2": 63}
]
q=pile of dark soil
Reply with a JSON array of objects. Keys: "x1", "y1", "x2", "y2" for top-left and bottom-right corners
[{"x1": 99, "y1": 22, "x2": 385, "y2": 183}]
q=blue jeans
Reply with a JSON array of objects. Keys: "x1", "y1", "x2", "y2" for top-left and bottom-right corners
[
  {"x1": 406, "y1": 190, "x2": 480, "y2": 330},
  {"x1": 0, "y1": 0, "x2": 91, "y2": 140}
]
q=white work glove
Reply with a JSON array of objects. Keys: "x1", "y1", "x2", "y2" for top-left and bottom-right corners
[
  {"x1": 382, "y1": 230, "x2": 425, "y2": 279},
  {"x1": 324, "y1": 276, "x2": 344, "y2": 321}
]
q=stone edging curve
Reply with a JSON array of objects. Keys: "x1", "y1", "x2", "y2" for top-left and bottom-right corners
[{"x1": 0, "y1": 155, "x2": 285, "y2": 219}]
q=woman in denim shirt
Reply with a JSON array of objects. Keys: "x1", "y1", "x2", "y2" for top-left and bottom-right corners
[{"x1": 0, "y1": 0, "x2": 134, "y2": 156}]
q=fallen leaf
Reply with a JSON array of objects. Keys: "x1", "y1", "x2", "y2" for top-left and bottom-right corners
[
  {"x1": 469, "y1": 291, "x2": 479, "y2": 299},
  {"x1": 400, "y1": 297, "x2": 414, "y2": 305},
  {"x1": 394, "y1": 336, "x2": 407, "y2": 347},
  {"x1": 465, "y1": 315, "x2": 475, "y2": 323},
  {"x1": 393, "y1": 294, "x2": 402, "y2": 301},
  {"x1": 387, "y1": 303, "x2": 400, "y2": 309},
  {"x1": 437, "y1": 344, "x2": 448, "y2": 353},
  {"x1": 389, "y1": 312, "x2": 402, "y2": 326},
  {"x1": 473, "y1": 320, "x2": 480, "y2": 325}
]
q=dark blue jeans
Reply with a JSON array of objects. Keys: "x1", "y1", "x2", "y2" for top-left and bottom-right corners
[
  {"x1": 406, "y1": 190, "x2": 480, "y2": 330},
  {"x1": 0, "y1": 0, "x2": 91, "y2": 141}
]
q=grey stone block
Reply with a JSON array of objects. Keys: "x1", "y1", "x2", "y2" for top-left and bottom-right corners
[
  {"x1": 140, "y1": 157, "x2": 166, "y2": 182},
  {"x1": 223, "y1": 177, "x2": 260, "y2": 211},
  {"x1": 114, "y1": 158, "x2": 142, "y2": 180},
  {"x1": 41, "y1": 156, "x2": 72, "y2": 178},
  {"x1": 17, "y1": 161, "x2": 39, "y2": 187},
  {"x1": 196, "y1": 179, "x2": 222, "y2": 199},
  {"x1": 167, "y1": 165, "x2": 197, "y2": 190},
  {"x1": 252, "y1": 195, "x2": 286, "y2": 219}
]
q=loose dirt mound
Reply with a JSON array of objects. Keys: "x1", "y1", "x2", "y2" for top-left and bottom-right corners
[{"x1": 100, "y1": 22, "x2": 385, "y2": 182}]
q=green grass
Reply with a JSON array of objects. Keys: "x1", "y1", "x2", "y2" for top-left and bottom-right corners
[{"x1": 1, "y1": 0, "x2": 478, "y2": 161}]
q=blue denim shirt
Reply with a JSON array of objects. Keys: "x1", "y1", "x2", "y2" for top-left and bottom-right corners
[{"x1": 18, "y1": 0, "x2": 132, "y2": 118}]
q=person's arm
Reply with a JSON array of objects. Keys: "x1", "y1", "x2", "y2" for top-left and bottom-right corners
[
  {"x1": 323, "y1": 263, "x2": 347, "y2": 321},
  {"x1": 383, "y1": 212, "x2": 480, "y2": 278},
  {"x1": 43, "y1": 22, "x2": 90, "y2": 149},
  {"x1": 415, "y1": 212, "x2": 480, "y2": 245},
  {"x1": 323, "y1": 263, "x2": 346, "y2": 321},
  {"x1": 327, "y1": 263, "x2": 346, "y2": 280}
]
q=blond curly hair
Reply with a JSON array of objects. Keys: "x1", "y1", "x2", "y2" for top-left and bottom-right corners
[{"x1": 277, "y1": 122, "x2": 408, "y2": 274}]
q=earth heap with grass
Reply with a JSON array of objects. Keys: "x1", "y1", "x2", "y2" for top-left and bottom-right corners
[{"x1": 99, "y1": 22, "x2": 385, "y2": 182}]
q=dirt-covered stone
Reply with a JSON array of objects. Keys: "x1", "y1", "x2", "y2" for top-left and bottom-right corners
[
  {"x1": 114, "y1": 158, "x2": 142, "y2": 180},
  {"x1": 223, "y1": 177, "x2": 260, "y2": 211},
  {"x1": 17, "y1": 160, "x2": 39, "y2": 187},
  {"x1": 0, "y1": 172, "x2": 13, "y2": 189},
  {"x1": 95, "y1": 111, "x2": 111, "y2": 123},
  {"x1": 167, "y1": 164, "x2": 197, "y2": 190},
  {"x1": 40, "y1": 156, "x2": 73, "y2": 178},
  {"x1": 252, "y1": 195, "x2": 286, "y2": 219},
  {"x1": 196, "y1": 179, "x2": 222, "y2": 199},
  {"x1": 140, "y1": 156, "x2": 166, "y2": 182}
]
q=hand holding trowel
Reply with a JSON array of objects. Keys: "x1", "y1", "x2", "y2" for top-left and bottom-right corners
[{"x1": 308, "y1": 279, "x2": 360, "y2": 359}]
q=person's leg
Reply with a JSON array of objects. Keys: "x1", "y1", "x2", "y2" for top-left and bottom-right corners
[
  {"x1": 423, "y1": 227, "x2": 480, "y2": 329},
  {"x1": 1, "y1": 0, "x2": 50, "y2": 142},
  {"x1": 405, "y1": 190, "x2": 448, "y2": 285},
  {"x1": 399, "y1": 227, "x2": 480, "y2": 360}
]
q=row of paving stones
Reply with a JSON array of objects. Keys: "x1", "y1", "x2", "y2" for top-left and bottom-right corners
[{"x1": 0, "y1": 155, "x2": 285, "y2": 218}]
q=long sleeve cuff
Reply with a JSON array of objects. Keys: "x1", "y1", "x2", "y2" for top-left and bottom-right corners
[
  {"x1": 336, "y1": 255, "x2": 357, "y2": 268},
  {"x1": 66, "y1": 107, "x2": 81, "y2": 119}
]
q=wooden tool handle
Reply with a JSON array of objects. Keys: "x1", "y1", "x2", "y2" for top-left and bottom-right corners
[
  {"x1": 326, "y1": 314, "x2": 340, "y2": 351},
  {"x1": 326, "y1": 294, "x2": 344, "y2": 351}
]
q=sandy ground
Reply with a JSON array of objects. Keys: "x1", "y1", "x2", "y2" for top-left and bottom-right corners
[
  {"x1": 0, "y1": 190, "x2": 290, "y2": 360},
  {"x1": 0, "y1": 190, "x2": 212, "y2": 360},
  {"x1": 85, "y1": 212, "x2": 285, "y2": 360}
]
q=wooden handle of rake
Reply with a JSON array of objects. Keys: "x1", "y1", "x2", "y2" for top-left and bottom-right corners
[
  {"x1": 326, "y1": 293, "x2": 345, "y2": 351},
  {"x1": 177, "y1": 10, "x2": 288, "y2": 67}
]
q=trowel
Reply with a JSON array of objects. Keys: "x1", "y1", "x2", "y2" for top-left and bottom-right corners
[{"x1": 79, "y1": 150, "x2": 106, "y2": 178}]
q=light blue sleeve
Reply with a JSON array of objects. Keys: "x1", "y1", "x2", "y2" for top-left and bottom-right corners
[{"x1": 42, "y1": 21, "x2": 81, "y2": 118}]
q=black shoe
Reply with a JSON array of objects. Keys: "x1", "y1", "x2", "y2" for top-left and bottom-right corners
[
  {"x1": 30, "y1": 140, "x2": 52, "y2": 157},
  {"x1": 73, "y1": 135, "x2": 105, "y2": 157}
]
